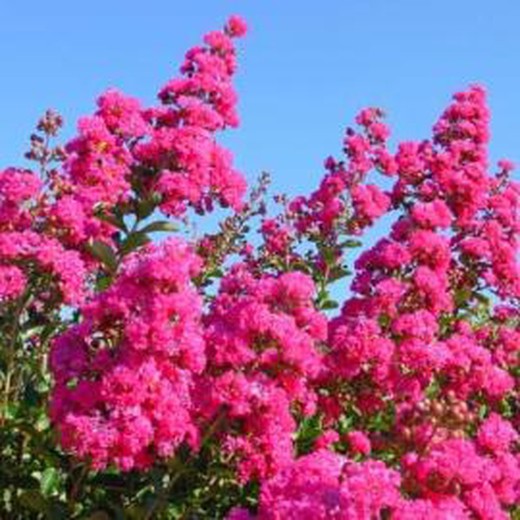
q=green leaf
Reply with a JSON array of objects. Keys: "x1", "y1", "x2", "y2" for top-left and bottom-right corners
[
  {"x1": 35, "y1": 412, "x2": 50, "y2": 432},
  {"x1": 454, "y1": 287, "x2": 471, "y2": 307},
  {"x1": 499, "y1": 398, "x2": 513, "y2": 419},
  {"x1": 320, "y1": 299, "x2": 339, "y2": 310},
  {"x1": 339, "y1": 239, "x2": 362, "y2": 248},
  {"x1": 96, "y1": 212, "x2": 127, "y2": 232},
  {"x1": 95, "y1": 273, "x2": 113, "y2": 292},
  {"x1": 474, "y1": 292, "x2": 490, "y2": 305},
  {"x1": 120, "y1": 232, "x2": 151, "y2": 255},
  {"x1": 87, "y1": 241, "x2": 118, "y2": 272},
  {"x1": 320, "y1": 246, "x2": 337, "y2": 266},
  {"x1": 329, "y1": 265, "x2": 352, "y2": 282},
  {"x1": 295, "y1": 414, "x2": 323, "y2": 455},
  {"x1": 136, "y1": 195, "x2": 161, "y2": 220},
  {"x1": 138, "y1": 220, "x2": 178, "y2": 234},
  {"x1": 40, "y1": 467, "x2": 59, "y2": 497},
  {"x1": 205, "y1": 268, "x2": 224, "y2": 279},
  {"x1": 4, "y1": 402, "x2": 18, "y2": 420}
]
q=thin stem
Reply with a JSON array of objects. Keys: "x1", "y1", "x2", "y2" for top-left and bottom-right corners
[
  {"x1": 1, "y1": 291, "x2": 31, "y2": 423},
  {"x1": 67, "y1": 464, "x2": 90, "y2": 513}
]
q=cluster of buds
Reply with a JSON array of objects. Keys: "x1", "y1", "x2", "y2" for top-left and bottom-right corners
[
  {"x1": 37, "y1": 109, "x2": 64, "y2": 136},
  {"x1": 398, "y1": 392, "x2": 477, "y2": 448},
  {"x1": 25, "y1": 110, "x2": 66, "y2": 172}
]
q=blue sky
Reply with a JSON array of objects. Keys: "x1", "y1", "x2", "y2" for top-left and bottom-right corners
[{"x1": 1, "y1": 1, "x2": 519, "y2": 205}]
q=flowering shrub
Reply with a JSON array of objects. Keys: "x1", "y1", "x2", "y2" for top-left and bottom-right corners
[{"x1": 0, "y1": 14, "x2": 519, "y2": 520}]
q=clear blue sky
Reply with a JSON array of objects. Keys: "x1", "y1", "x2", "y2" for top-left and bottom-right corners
[{"x1": 1, "y1": 0, "x2": 519, "y2": 199}]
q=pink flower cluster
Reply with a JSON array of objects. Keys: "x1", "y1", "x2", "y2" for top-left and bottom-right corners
[
  {"x1": 0, "y1": 231, "x2": 85, "y2": 305},
  {"x1": 140, "y1": 16, "x2": 248, "y2": 216},
  {"x1": 223, "y1": 84, "x2": 519, "y2": 518},
  {"x1": 280, "y1": 108, "x2": 396, "y2": 280},
  {"x1": 229, "y1": 427, "x2": 519, "y2": 518},
  {"x1": 401, "y1": 431, "x2": 520, "y2": 519},
  {"x1": 47, "y1": 111, "x2": 135, "y2": 248},
  {"x1": 50, "y1": 239, "x2": 204, "y2": 470},
  {"x1": 289, "y1": 109, "x2": 395, "y2": 240},
  {"x1": 47, "y1": 15, "x2": 247, "y2": 255},
  {"x1": 305, "y1": 86, "x2": 519, "y2": 518},
  {"x1": 0, "y1": 167, "x2": 86, "y2": 306},
  {"x1": 227, "y1": 450, "x2": 483, "y2": 519},
  {"x1": 201, "y1": 266, "x2": 327, "y2": 480},
  {"x1": 324, "y1": 86, "x2": 518, "y2": 408},
  {"x1": 21, "y1": 16, "x2": 516, "y2": 519}
]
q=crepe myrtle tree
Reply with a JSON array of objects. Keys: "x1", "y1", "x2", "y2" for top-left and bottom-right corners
[{"x1": 0, "y1": 14, "x2": 519, "y2": 520}]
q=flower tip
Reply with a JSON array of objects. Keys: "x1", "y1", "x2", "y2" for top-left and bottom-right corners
[{"x1": 225, "y1": 15, "x2": 248, "y2": 38}]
